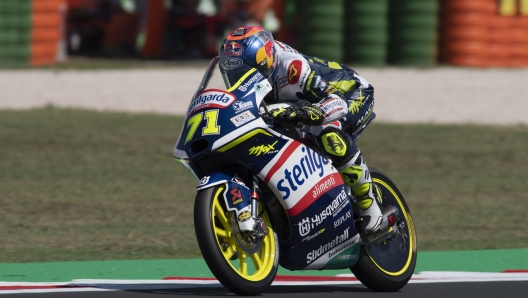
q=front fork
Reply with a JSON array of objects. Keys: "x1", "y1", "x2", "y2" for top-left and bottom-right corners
[{"x1": 238, "y1": 176, "x2": 268, "y2": 241}]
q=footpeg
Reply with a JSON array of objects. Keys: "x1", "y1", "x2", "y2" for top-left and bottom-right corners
[
  {"x1": 362, "y1": 205, "x2": 400, "y2": 245},
  {"x1": 377, "y1": 205, "x2": 399, "y2": 232}
]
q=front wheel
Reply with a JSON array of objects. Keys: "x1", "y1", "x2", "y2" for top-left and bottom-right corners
[
  {"x1": 194, "y1": 185, "x2": 279, "y2": 295},
  {"x1": 351, "y1": 167, "x2": 418, "y2": 292}
]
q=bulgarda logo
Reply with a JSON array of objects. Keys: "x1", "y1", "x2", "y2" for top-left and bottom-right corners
[
  {"x1": 288, "y1": 60, "x2": 302, "y2": 84},
  {"x1": 188, "y1": 90, "x2": 235, "y2": 114},
  {"x1": 276, "y1": 146, "x2": 330, "y2": 200}
]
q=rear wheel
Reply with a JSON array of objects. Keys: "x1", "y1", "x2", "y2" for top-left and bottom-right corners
[
  {"x1": 351, "y1": 168, "x2": 417, "y2": 292},
  {"x1": 194, "y1": 185, "x2": 279, "y2": 295}
]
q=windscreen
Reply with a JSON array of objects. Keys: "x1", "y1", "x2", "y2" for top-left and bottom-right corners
[{"x1": 218, "y1": 56, "x2": 256, "y2": 89}]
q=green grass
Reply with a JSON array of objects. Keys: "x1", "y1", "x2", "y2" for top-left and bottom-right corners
[{"x1": 0, "y1": 108, "x2": 527, "y2": 263}]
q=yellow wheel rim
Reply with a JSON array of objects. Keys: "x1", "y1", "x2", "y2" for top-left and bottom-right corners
[
  {"x1": 211, "y1": 186, "x2": 277, "y2": 281},
  {"x1": 368, "y1": 178, "x2": 417, "y2": 276}
]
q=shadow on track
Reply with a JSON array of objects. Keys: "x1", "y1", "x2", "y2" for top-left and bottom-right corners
[{"x1": 132, "y1": 284, "x2": 372, "y2": 296}]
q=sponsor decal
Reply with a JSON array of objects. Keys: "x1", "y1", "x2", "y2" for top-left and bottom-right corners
[
  {"x1": 307, "y1": 227, "x2": 350, "y2": 263},
  {"x1": 264, "y1": 40, "x2": 274, "y2": 59},
  {"x1": 297, "y1": 188, "x2": 348, "y2": 236},
  {"x1": 301, "y1": 228, "x2": 325, "y2": 242},
  {"x1": 367, "y1": 227, "x2": 392, "y2": 243},
  {"x1": 313, "y1": 57, "x2": 326, "y2": 64},
  {"x1": 238, "y1": 72, "x2": 264, "y2": 92},
  {"x1": 230, "y1": 110, "x2": 255, "y2": 127},
  {"x1": 231, "y1": 27, "x2": 250, "y2": 37},
  {"x1": 238, "y1": 211, "x2": 251, "y2": 222},
  {"x1": 223, "y1": 42, "x2": 242, "y2": 56},
  {"x1": 314, "y1": 76, "x2": 321, "y2": 89},
  {"x1": 355, "y1": 101, "x2": 374, "y2": 126},
  {"x1": 254, "y1": 82, "x2": 268, "y2": 97},
  {"x1": 275, "y1": 40, "x2": 298, "y2": 53},
  {"x1": 232, "y1": 101, "x2": 254, "y2": 113},
  {"x1": 198, "y1": 176, "x2": 210, "y2": 186},
  {"x1": 278, "y1": 76, "x2": 288, "y2": 88},
  {"x1": 299, "y1": 69, "x2": 312, "y2": 89},
  {"x1": 230, "y1": 187, "x2": 243, "y2": 204},
  {"x1": 334, "y1": 210, "x2": 352, "y2": 228},
  {"x1": 256, "y1": 40, "x2": 274, "y2": 68},
  {"x1": 319, "y1": 98, "x2": 346, "y2": 116},
  {"x1": 396, "y1": 225, "x2": 409, "y2": 243},
  {"x1": 312, "y1": 174, "x2": 337, "y2": 198},
  {"x1": 319, "y1": 79, "x2": 327, "y2": 91},
  {"x1": 249, "y1": 140, "x2": 278, "y2": 156},
  {"x1": 288, "y1": 60, "x2": 302, "y2": 84},
  {"x1": 188, "y1": 90, "x2": 235, "y2": 114},
  {"x1": 337, "y1": 254, "x2": 357, "y2": 260},
  {"x1": 221, "y1": 57, "x2": 243, "y2": 70},
  {"x1": 276, "y1": 146, "x2": 330, "y2": 200},
  {"x1": 231, "y1": 175, "x2": 245, "y2": 186},
  {"x1": 228, "y1": 26, "x2": 263, "y2": 41}
]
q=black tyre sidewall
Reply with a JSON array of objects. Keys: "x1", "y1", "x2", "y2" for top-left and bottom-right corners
[
  {"x1": 350, "y1": 168, "x2": 417, "y2": 292},
  {"x1": 194, "y1": 185, "x2": 279, "y2": 296}
]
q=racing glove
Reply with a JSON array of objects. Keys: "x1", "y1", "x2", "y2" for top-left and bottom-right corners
[{"x1": 270, "y1": 105, "x2": 325, "y2": 126}]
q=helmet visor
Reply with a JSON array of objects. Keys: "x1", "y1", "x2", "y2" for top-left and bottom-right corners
[{"x1": 219, "y1": 56, "x2": 258, "y2": 89}]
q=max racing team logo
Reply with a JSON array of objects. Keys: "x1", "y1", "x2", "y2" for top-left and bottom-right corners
[
  {"x1": 288, "y1": 60, "x2": 302, "y2": 84},
  {"x1": 248, "y1": 140, "x2": 278, "y2": 156},
  {"x1": 276, "y1": 146, "x2": 330, "y2": 200},
  {"x1": 188, "y1": 90, "x2": 235, "y2": 114}
]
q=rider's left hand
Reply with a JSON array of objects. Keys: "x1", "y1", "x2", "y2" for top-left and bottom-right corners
[{"x1": 270, "y1": 105, "x2": 324, "y2": 126}]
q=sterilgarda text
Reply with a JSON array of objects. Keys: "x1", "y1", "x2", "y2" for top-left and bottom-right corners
[
  {"x1": 277, "y1": 147, "x2": 329, "y2": 200},
  {"x1": 188, "y1": 92, "x2": 233, "y2": 112}
]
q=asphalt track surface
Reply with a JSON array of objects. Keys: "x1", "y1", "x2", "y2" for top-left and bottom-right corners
[{"x1": 3, "y1": 281, "x2": 528, "y2": 298}]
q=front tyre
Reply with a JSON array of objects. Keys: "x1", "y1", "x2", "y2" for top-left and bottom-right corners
[
  {"x1": 351, "y1": 167, "x2": 418, "y2": 292},
  {"x1": 194, "y1": 185, "x2": 279, "y2": 295}
]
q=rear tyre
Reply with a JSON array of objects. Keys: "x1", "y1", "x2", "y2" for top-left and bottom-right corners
[
  {"x1": 194, "y1": 185, "x2": 279, "y2": 295},
  {"x1": 350, "y1": 168, "x2": 417, "y2": 292}
]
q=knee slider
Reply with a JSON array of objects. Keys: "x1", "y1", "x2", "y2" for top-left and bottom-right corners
[{"x1": 319, "y1": 128, "x2": 351, "y2": 158}]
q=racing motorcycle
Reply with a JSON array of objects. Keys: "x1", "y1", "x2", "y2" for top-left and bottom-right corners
[{"x1": 173, "y1": 57, "x2": 417, "y2": 295}]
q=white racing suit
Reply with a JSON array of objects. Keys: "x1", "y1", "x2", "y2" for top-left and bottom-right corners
[{"x1": 267, "y1": 41, "x2": 382, "y2": 235}]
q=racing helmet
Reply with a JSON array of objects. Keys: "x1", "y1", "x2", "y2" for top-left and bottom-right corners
[{"x1": 219, "y1": 26, "x2": 279, "y2": 87}]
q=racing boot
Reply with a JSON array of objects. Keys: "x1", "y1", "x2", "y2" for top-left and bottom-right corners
[{"x1": 337, "y1": 151, "x2": 385, "y2": 235}]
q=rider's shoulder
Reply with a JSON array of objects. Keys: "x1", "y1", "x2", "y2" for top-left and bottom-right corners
[{"x1": 274, "y1": 40, "x2": 300, "y2": 54}]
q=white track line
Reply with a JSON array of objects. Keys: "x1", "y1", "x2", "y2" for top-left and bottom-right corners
[{"x1": 2, "y1": 272, "x2": 528, "y2": 294}]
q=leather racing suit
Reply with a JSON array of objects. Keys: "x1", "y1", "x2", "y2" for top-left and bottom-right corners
[{"x1": 267, "y1": 40, "x2": 382, "y2": 235}]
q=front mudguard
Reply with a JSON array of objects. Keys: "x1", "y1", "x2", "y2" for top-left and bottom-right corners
[{"x1": 196, "y1": 171, "x2": 253, "y2": 220}]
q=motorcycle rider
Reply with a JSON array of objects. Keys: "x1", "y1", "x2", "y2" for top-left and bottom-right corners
[{"x1": 218, "y1": 26, "x2": 395, "y2": 236}]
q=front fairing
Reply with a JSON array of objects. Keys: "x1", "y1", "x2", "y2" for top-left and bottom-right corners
[{"x1": 173, "y1": 57, "x2": 273, "y2": 163}]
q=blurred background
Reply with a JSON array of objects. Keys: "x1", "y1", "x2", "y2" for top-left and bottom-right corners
[
  {"x1": 1, "y1": 0, "x2": 528, "y2": 265},
  {"x1": 1, "y1": 0, "x2": 528, "y2": 68}
]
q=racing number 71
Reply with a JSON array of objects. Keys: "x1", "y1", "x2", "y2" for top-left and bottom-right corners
[{"x1": 185, "y1": 110, "x2": 220, "y2": 143}]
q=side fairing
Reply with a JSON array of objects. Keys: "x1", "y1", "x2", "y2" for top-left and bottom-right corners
[{"x1": 219, "y1": 136, "x2": 361, "y2": 270}]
